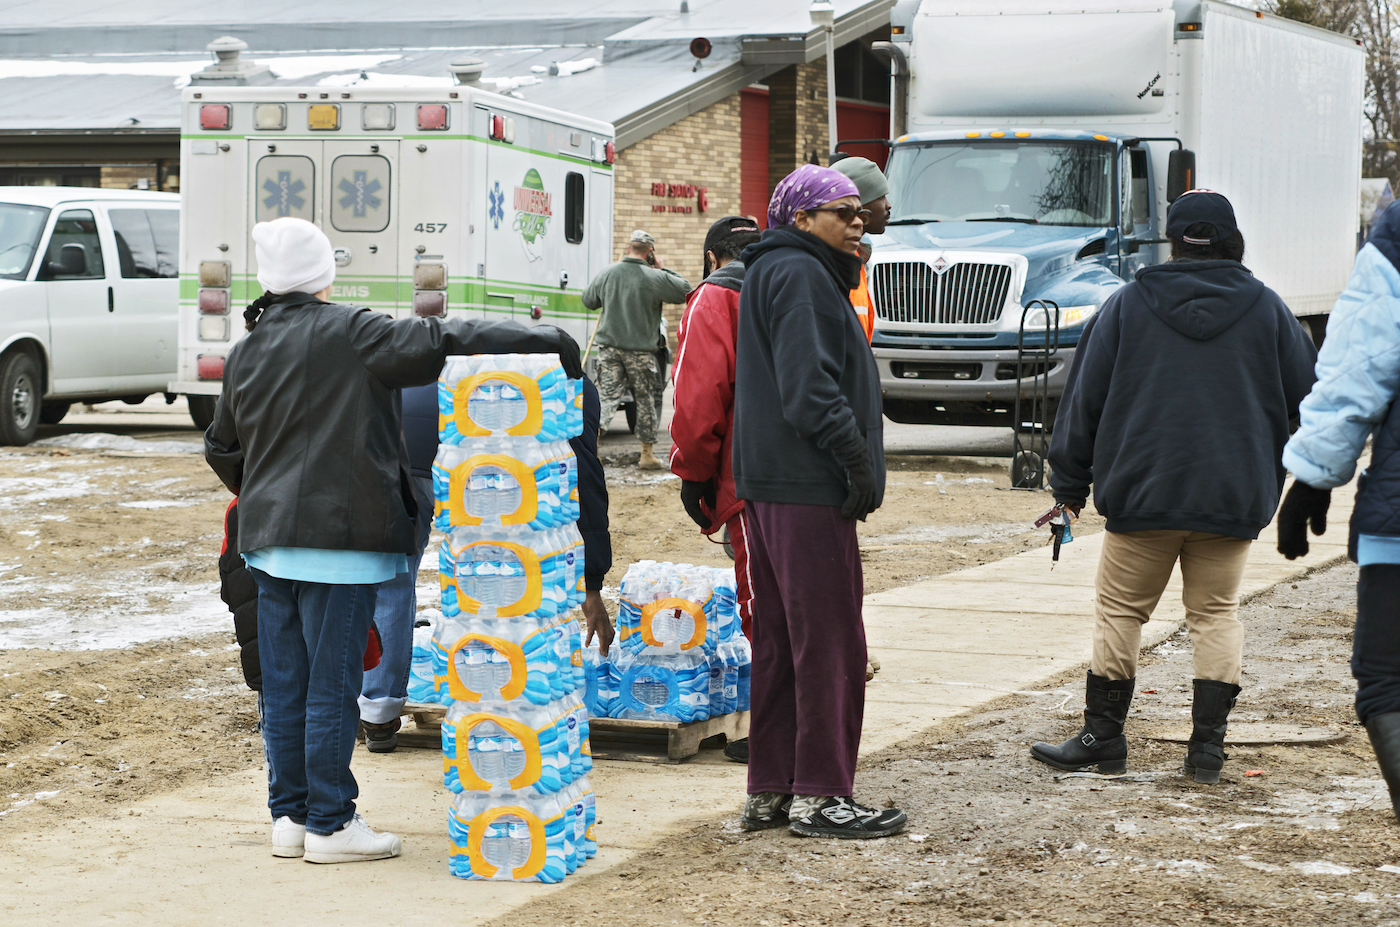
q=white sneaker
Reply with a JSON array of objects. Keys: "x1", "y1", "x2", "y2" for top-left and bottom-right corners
[
  {"x1": 303, "y1": 813, "x2": 402, "y2": 864},
  {"x1": 272, "y1": 816, "x2": 306, "y2": 858}
]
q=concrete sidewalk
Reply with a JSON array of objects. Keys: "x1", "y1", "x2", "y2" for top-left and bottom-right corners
[{"x1": 0, "y1": 480, "x2": 1353, "y2": 925}]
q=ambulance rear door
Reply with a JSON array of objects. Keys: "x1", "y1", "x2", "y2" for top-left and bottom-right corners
[{"x1": 324, "y1": 139, "x2": 399, "y2": 313}]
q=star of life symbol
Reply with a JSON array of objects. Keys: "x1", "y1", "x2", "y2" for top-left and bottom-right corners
[
  {"x1": 932, "y1": 255, "x2": 949, "y2": 275},
  {"x1": 489, "y1": 182, "x2": 505, "y2": 230},
  {"x1": 262, "y1": 171, "x2": 306, "y2": 217},
  {"x1": 337, "y1": 171, "x2": 383, "y2": 217}
]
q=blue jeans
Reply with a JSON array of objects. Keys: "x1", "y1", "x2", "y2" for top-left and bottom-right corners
[
  {"x1": 252, "y1": 568, "x2": 378, "y2": 836},
  {"x1": 359, "y1": 477, "x2": 434, "y2": 725}
]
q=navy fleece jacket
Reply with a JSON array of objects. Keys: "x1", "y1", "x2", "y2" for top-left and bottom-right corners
[{"x1": 1049, "y1": 259, "x2": 1316, "y2": 539}]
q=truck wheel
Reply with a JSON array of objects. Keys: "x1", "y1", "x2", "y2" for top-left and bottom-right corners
[
  {"x1": 1011, "y1": 450, "x2": 1045, "y2": 490},
  {"x1": 39, "y1": 401, "x2": 70, "y2": 425},
  {"x1": 0, "y1": 352, "x2": 40, "y2": 445},
  {"x1": 624, "y1": 401, "x2": 637, "y2": 434},
  {"x1": 188, "y1": 394, "x2": 217, "y2": 431}
]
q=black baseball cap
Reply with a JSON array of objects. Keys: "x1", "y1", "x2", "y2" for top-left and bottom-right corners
[
  {"x1": 704, "y1": 215, "x2": 761, "y2": 254},
  {"x1": 1165, "y1": 189, "x2": 1238, "y2": 245}
]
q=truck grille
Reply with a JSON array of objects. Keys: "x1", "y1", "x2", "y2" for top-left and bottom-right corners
[{"x1": 872, "y1": 261, "x2": 1013, "y2": 325}]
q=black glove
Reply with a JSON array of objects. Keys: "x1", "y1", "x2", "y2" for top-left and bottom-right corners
[
  {"x1": 548, "y1": 326, "x2": 585, "y2": 379},
  {"x1": 830, "y1": 431, "x2": 878, "y2": 522},
  {"x1": 680, "y1": 479, "x2": 716, "y2": 531},
  {"x1": 1277, "y1": 480, "x2": 1331, "y2": 560}
]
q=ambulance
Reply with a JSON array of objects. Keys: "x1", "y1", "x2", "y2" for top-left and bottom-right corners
[{"x1": 172, "y1": 85, "x2": 616, "y2": 428}]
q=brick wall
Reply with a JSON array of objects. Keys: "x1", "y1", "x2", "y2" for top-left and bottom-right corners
[
  {"x1": 613, "y1": 94, "x2": 742, "y2": 345},
  {"x1": 768, "y1": 59, "x2": 831, "y2": 191},
  {"x1": 99, "y1": 164, "x2": 160, "y2": 190}
]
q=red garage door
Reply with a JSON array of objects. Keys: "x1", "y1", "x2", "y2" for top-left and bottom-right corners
[
  {"x1": 836, "y1": 100, "x2": 890, "y2": 169},
  {"x1": 741, "y1": 88, "x2": 770, "y2": 229}
]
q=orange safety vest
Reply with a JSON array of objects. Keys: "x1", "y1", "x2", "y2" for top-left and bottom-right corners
[{"x1": 850, "y1": 263, "x2": 875, "y2": 343}]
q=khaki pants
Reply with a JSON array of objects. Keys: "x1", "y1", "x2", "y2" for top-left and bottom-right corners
[{"x1": 1092, "y1": 530, "x2": 1251, "y2": 685}]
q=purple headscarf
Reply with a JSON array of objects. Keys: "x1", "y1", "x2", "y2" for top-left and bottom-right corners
[{"x1": 767, "y1": 164, "x2": 861, "y2": 230}]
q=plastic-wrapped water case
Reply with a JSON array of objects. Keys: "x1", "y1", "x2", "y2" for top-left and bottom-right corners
[
  {"x1": 582, "y1": 636, "x2": 618, "y2": 718},
  {"x1": 438, "y1": 525, "x2": 584, "y2": 622},
  {"x1": 432, "y1": 441, "x2": 579, "y2": 532},
  {"x1": 431, "y1": 613, "x2": 571, "y2": 708},
  {"x1": 612, "y1": 649, "x2": 710, "y2": 722},
  {"x1": 448, "y1": 791, "x2": 571, "y2": 883},
  {"x1": 438, "y1": 354, "x2": 584, "y2": 445},
  {"x1": 408, "y1": 622, "x2": 440, "y2": 704},
  {"x1": 441, "y1": 699, "x2": 577, "y2": 795},
  {"x1": 560, "y1": 779, "x2": 597, "y2": 873},
  {"x1": 617, "y1": 561, "x2": 734, "y2": 658}
]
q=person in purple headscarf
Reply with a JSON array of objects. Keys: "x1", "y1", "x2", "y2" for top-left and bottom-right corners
[{"x1": 730, "y1": 165, "x2": 907, "y2": 839}]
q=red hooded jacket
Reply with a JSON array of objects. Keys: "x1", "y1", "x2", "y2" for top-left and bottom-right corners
[{"x1": 668, "y1": 260, "x2": 747, "y2": 534}]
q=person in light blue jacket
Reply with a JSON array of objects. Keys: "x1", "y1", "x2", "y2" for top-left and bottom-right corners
[{"x1": 1280, "y1": 199, "x2": 1400, "y2": 822}]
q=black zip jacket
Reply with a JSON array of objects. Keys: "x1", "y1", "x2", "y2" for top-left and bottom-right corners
[
  {"x1": 204, "y1": 292, "x2": 569, "y2": 555},
  {"x1": 1049, "y1": 260, "x2": 1317, "y2": 539},
  {"x1": 733, "y1": 226, "x2": 884, "y2": 508}
]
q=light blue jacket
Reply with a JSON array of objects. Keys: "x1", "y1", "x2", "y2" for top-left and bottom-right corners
[{"x1": 1282, "y1": 243, "x2": 1400, "y2": 489}]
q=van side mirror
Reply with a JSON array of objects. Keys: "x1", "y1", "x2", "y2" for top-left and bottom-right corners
[
  {"x1": 45, "y1": 243, "x2": 87, "y2": 278},
  {"x1": 1167, "y1": 150, "x2": 1196, "y2": 203}
]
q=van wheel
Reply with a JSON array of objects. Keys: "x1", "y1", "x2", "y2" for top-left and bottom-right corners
[
  {"x1": 0, "y1": 352, "x2": 40, "y2": 445},
  {"x1": 39, "y1": 401, "x2": 70, "y2": 425},
  {"x1": 187, "y1": 394, "x2": 217, "y2": 431}
]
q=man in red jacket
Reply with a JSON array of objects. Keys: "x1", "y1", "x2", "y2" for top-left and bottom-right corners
[{"x1": 669, "y1": 215, "x2": 762, "y2": 762}]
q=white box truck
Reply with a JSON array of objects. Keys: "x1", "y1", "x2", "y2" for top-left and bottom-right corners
[
  {"x1": 173, "y1": 86, "x2": 616, "y2": 428},
  {"x1": 870, "y1": 0, "x2": 1364, "y2": 433}
]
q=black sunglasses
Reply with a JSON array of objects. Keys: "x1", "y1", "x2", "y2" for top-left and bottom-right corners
[{"x1": 804, "y1": 205, "x2": 872, "y2": 225}]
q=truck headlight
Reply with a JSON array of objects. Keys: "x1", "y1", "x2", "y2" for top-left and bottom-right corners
[{"x1": 1022, "y1": 304, "x2": 1098, "y2": 330}]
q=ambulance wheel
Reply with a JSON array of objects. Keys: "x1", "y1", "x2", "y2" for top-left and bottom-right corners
[
  {"x1": 624, "y1": 401, "x2": 637, "y2": 434},
  {"x1": 39, "y1": 401, "x2": 70, "y2": 425},
  {"x1": 0, "y1": 351, "x2": 40, "y2": 446},
  {"x1": 1011, "y1": 450, "x2": 1045, "y2": 490},
  {"x1": 188, "y1": 394, "x2": 217, "y2": 431}
]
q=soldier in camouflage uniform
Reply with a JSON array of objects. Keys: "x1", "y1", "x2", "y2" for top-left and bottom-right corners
[{"x1": 583, "y1": 230, "x2": 691, "y2": 469}]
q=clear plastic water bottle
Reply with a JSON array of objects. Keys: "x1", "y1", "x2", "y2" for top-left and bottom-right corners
[{"x1": 734, "y1": 636, "x2": 752, "y2": 712}]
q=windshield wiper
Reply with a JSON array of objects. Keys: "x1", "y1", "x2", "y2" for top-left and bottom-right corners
[
  {"x1": 967, "y1": 217, "x2": 1039, "y2": 224},
  {"x1": 885, "y1": 217, "x2": 939, "y2": 225}
]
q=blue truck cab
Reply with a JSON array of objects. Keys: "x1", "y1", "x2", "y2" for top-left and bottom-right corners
[{"x1": 871, "y1": 130, "x2": 1163, "y2": 427}]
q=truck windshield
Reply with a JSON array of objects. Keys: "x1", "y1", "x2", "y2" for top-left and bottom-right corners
[
  {"x1": 886, "y1": 141, "x2": 1113, "y2": 227},
  {"x1": 0, "y1": 204, "x2": 50, "y2": 279}
]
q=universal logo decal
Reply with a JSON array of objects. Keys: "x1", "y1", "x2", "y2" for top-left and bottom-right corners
[{"x1": 512, "y1": 168, "x2": 552, "y2": 263}]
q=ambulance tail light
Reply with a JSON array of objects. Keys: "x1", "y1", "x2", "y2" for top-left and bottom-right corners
[
  {"x1": 198, "y1": 317, "x2": 230, "y2": 342},
  {"x1": 605, "y1": 141, "x2": 615, "y2": 164},
  {"x1": 197, "y1": 355, "x2": 225, "y2": 380},
  {"x1": 417, "y1": 104, "x2": 449, "y2": 131},
  {"x1": 490, "y1": 115, "x2": 505, "y2": 140},
  {"x1": 413, "y1": 291, "x2": 447, "y2": 318},
  {"x1": 198, "y1": 261, "x2": 230, "y2": 287},
  {"x1": 199, "y1": 104, "x2": 230, "y2": 130},
  {"x1": 198, "y1": 288, "x2": 229, "y2": 315}
]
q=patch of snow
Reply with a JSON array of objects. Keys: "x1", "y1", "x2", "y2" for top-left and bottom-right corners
[
  {"x1": 258, "y1": 54, "x2": 402, "y2": 81},
  {"x1": 32, "y1": 433, "x2": 202, "y2": 454},
  {"x1": 0, "y1": 583, "x2": 227, "y2": 650},
  {"x1": 1238, "y1": 856, "x2": 1284, "y2": 873},
  {"x1": 119, "y1": 500, "x2": 195, "y2": 509},
  {"x1": 479, "y1": 75, "x2": 542, "y2": 92},
  {"x1": 1291, "y1": 861, "x2": 1353, "y2": 876},
  {"x1": 866, "y1": 522, "x2": 1032, "y2": 546},
  {"x1": 317, "y1": 71, "x2": 453, "y2": 88}
]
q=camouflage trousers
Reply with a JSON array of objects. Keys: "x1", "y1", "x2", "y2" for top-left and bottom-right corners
[{"x1": 596, "y1": 344, "x2": 660, "y2": 444}]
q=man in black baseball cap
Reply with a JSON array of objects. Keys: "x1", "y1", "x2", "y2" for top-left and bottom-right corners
[{"x1": 1034, "y1": 188, "x2": 1317, "y2": 784}]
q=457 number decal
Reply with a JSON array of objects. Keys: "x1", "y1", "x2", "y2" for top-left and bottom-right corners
[{"x1": 414, "y1": 223, "x2": 448, "y2": 233}]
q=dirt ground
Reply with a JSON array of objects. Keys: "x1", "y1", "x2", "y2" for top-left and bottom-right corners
[
  {"x1": 0, "y1": 428, "x2": 1074, "y2": 839},
  {"x1": 496, "y1": 562, "x2": 1400, "y2": 927}
]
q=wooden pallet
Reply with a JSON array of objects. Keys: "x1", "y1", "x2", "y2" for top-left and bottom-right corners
[{"x1": 388, "y1": 703, "x2": 749, "y2": 763}]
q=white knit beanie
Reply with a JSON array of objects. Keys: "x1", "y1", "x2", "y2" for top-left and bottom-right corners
[{"x1": 251, "y1": 218, "x2": 336, "y2": 296}]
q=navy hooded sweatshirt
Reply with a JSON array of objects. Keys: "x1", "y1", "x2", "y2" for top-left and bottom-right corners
[
  {"x1": 1049, "y1": 259, "x2": 1317, "y2": 539},
  {"x1": 733, "y1": 226, "x2": 884, "y2": 508}
]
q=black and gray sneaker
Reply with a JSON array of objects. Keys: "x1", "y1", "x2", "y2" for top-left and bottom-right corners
[
  {"x1": 361, "y1": 718, "x2": 401, "y2": 753},
  {"x1": 723, "y1": 737, "x2": 749, "y2": 764},
  {"x1": 740, "y1": 792, "x2": 792, "y2": 831},
  {"x1": 789, "y1": 796, "x2": 907, "y2": 839}
]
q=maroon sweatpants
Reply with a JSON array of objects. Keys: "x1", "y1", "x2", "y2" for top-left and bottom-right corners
[{"x1": 745, "y1": 500, "x2": 866, "y2": 797}]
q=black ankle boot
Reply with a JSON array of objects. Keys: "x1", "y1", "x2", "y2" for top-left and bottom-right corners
[
  {"x1": 1031, "y1": 672, "x2": 1134, "y2": 774},
  {"x1": 1183, "y1": 679, "x2": 1241, "y2": 784},
  {"x1": 1365, "y1": 712, "x2": 1400, "y2": 820}
]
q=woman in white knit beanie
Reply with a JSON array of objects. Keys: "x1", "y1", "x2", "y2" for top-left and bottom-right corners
[{"x1": 206, "y1": 217, "x2": 582, "y2": 864}]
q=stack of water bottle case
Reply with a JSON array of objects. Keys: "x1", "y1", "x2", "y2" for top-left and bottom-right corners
[
  {"x1": 584, "y1": 560, "x2": 751, "y2": 724},
  {"x1": 409, "y1": 354, "x2": 596, "y2": 884}
]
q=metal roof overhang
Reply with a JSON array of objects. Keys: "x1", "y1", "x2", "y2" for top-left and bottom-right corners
[{"x1": 0, "y1": 128, "x2": 179, "y2": 162}]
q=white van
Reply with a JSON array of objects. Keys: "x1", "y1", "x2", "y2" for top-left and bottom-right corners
[{"x1": 0, "y1": 187, "x2": 182, "y2": 444}]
